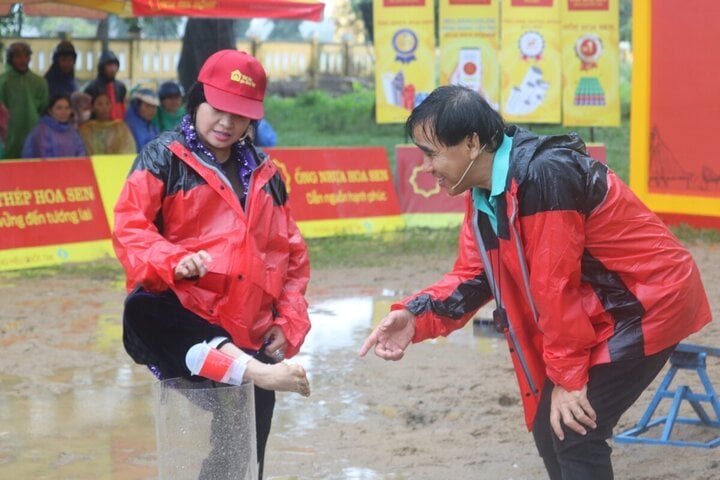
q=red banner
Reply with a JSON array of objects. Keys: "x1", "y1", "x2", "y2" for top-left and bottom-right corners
[
  {"x1": 395, "y1": 145, "x2": 465, "y2": 214},
  {"x1": 264, "y1": 147, "x2": 402, "y2": 221},
  {"x1": 132, "y1": 0, "x2": 325, "y2": 21},
  {"x1": 0, "y1": 158, "x2": 110, "y2": 250}
]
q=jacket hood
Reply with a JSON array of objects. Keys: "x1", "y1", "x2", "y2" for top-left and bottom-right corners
[
  {"x1": 507, "y1": 126, "x2": 589, "y2": 185},
  {"x1": 97, "y1": 50, "x2": 120, "y2": 77}
]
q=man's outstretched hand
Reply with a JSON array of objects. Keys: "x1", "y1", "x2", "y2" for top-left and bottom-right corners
[{"x1": 359, "y1": 309, "x2": 416, "y2": 360}]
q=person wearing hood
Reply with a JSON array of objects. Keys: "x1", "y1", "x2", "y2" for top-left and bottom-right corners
[
  {"x1": 21, "y1": 93, "x2": 87, "y2": 159},
  {"x1": 83, "y1": 50, "x2": 127, "y2": 121},
  {"x1": 153, "y1": 80, "x2": 186, "y2": 132},
  {"x1": 0, "y1": 42, "x2": 49, "y2": 159},
  {"x1": 44, "y1": 40, "x2": 79, "y2": 98},
  {"x1": 125, "y1": 88, "x2": 160, "y2": 152}
]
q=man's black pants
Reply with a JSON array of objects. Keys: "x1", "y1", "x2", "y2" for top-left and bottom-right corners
[{"x1": 532, "y1": 345, "x2": 676, "y2": 480}]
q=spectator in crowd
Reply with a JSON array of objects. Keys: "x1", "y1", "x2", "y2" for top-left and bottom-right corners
[
  {"x1": 44, "y1": 40, "x2": 79, "y2": 97},
  {"x1": 125, "y1": 88, "x2": 160, "y2": 152},
  {"x1": 84, "y1": 50, "x2": 127, "y2": 121},
  {"x1": 79, "y1": 91, "x2": 136, "y2": 155},
  {"x1": 70, "y1": 91, "x2": 92, "y2": 129},
  {"x1": 153, "y1": 80, "x2": 186, "y2": 132},
  {"x1": 0, "y1": 103, "x2": 8, "y2": 158},
  {"x1": 254, "y1": 118, "x2": 277, "y2": 147},
  {"x1": 0, "y1": 41, "x2": 49, "y2": 159},
  {"x1": 21, "y1": 94, "x2": 87, "y2": 159}
]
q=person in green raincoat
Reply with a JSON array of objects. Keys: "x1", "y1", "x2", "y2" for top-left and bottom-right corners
[{"x1": 0, "y1": 42, "x2": 49, "y2": 159}]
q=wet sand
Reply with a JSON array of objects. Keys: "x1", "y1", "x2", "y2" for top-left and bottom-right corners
[{"x1": 0, "y1": 242, "x2": 718, "y2": 480}]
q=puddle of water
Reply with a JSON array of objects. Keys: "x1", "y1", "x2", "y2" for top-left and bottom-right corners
[{"x1": 0, "y1": 294, "x2": 502, "y2": 479}]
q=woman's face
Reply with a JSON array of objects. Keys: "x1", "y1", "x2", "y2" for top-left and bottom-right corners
[
  {"x1": 138, "y1": 101, "x2": 157, "y2": 122},
  {"x1": 194, "y1": 102, "x2": 251, "y2": 162},
  {"x1": 93, "y1": 94, "x2": 112, "y2": 121},
  {"x1": 50, "y1": 98, "x2": 72, "y2": 124}
]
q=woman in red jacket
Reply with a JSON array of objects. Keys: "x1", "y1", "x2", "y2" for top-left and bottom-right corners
[
  {"x1": 360, "y1": 85, "x2": 712, "y2": 480},
  {"x1": 113, "y1": 50, "x2": 310, "y2": 478}
]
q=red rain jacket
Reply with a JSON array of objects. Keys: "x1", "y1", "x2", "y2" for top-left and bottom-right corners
[
  {"x1": 113, "y1": 131, "x2": 311, "y2": 358},
  {"x1": 398, "y1": 127, "x2": 711, "y2": 429}
]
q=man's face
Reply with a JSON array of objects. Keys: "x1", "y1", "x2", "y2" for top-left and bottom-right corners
[
  {"x1": 103, "y1": 62, "x2": 118, "y2": 79},
  {"x1": 161, "y1": 95, "x2": 182, "y2": 114},
  {"x1": 10, "y1": 52, "x2": 30, "y2": 73},
  {"x1": 57, "y1": 55, "x2": 75, "y2": 74},
  {"x1": 413, "y1": 122, "x2": 475, "y2": 196}
]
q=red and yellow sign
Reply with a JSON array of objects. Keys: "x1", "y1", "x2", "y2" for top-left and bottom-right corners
[
  {"x1": 500, "y1": 0, "x2": 562, "y2": 123},
  {"x1": 395, "y1": 145, "x2": 464, "y2": 228},
  {"x1": 0, "y1": 148, "x2": 405, "y2": 271},
  {"x1": 629, "y1": 0, "x2": 720, "y2": 228},
  {"x1": 373, "y1": 0, "x2": 436, "y2": 123},
  {"x1": 262, "y1": 147, "x2": 404, "y2": 237},
  {"x1": 439, "y1": 0, "x2": 500, "y2": 111},
  {"x1": 0, "y1": 157, "x2": 114, "y2": 271},
  {"x1": 561, "y1": 0, "x2": 620, "y2": 126}
]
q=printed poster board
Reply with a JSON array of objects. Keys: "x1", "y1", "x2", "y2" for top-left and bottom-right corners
[{"x1": 630, "y1": 0, "x2": 720, "y2": 228}]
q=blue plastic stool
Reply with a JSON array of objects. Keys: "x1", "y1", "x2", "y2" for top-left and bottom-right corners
[{"x1": 614, "y1": 343, "x2": 720, "y2": 448}]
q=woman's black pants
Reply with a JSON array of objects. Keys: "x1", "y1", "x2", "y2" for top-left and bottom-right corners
[{"x1": 122, "y1": 287, "x2": 276, "y2": 479}]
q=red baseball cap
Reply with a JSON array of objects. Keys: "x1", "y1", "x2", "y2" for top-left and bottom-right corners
[{"x1": 198, "y1": 50, "x2": 267, "y2": 120}]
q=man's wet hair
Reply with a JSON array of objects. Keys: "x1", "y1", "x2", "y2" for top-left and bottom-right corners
[{"x1": 405, "y1": 85, "x2": 505, "y2": 152}]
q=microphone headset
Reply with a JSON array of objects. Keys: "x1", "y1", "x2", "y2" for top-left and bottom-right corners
[{"x1": 449, "y1": 142, "x2": 486, "y2": 193}]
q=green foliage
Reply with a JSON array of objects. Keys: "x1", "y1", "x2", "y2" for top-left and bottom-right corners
[
  {"x1": 671, "y1": 225, "x2": 720, "y2": 244},
  {"x1": 306, "y1": 227, "x2": 459, "y2": 269},
  {"x1": 265, "y1": 86, "x2": 406, "y2": 166},
  {"x1": 0, "y1": 5, "x2": 22, "y2": 37}
]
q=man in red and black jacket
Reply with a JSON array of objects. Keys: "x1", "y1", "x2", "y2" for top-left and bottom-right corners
[{"x1": 360, "y1": 85, "x2": 712, "y2": 480}]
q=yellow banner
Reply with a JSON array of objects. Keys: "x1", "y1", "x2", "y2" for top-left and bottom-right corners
[
  {"x1": 439, "y1": 0, "x2": 500, "y2": 110},
  {"x1": 373, "y1": 0, "x2": 436, "y2": 124},
  {"x1": 91, "y1": 154, "x2": 135, "y2": 232},
  {"x1": 500, "y1": 0, "x2": 562, "y2": 123},
  {"x1": 561, "y1": 0, "x2": 620, "y2": 126}
]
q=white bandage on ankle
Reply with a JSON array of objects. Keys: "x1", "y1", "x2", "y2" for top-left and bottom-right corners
[{"x1": 185, "y1": 341, "x2": 251, "y2": 385}]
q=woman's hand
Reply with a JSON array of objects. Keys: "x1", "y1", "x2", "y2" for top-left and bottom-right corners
[
  {"x1": 174, "y1": 250, "x2": 212, "y2": 280},
  {"x1": 262, "y1": 325, "x2": 288, "y2": 362}
]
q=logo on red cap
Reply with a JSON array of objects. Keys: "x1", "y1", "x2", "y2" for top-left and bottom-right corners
[{"x1": 230, "y1": 70, "x2": 257, "y2": 88}]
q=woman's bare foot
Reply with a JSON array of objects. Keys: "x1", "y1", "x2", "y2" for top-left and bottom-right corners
[{"x1": 245, "y1": 359, "x2": 311, "y2": 396}]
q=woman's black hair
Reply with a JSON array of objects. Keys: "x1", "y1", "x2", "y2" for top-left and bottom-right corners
[
  {"x1": 46, "y1": 94, "x2": 72, "y2": 115},
  {"x1": 184, "y1": 81, "x2": 206, "y2": 120},
  {"x1": 405, "y1": 85, "x2": 505, "y2": 152}
]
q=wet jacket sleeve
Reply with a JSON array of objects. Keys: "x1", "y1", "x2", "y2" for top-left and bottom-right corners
[
  {"x1": 400, "y1": 196, "x2": 494, "y2": 342},
  {"x1": 112, "y1": 145, "x2": 191, "y2": 291},
  {"x1": 273, "y1": 210, "x2": 311, "y2": 358},
  {"x1": 518, "y1": 153, "x2": 607, "y2": 391}
]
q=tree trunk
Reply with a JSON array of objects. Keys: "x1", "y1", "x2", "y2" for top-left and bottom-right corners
[{"x1": 178, "y1": 18, "x2": 236, "y2": 94}]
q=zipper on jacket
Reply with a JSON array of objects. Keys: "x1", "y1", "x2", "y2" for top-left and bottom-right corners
[
  {"x1": 509, "y1": 195, "x2": 539, "y2": 325},
  {"x1": 473, "y1": 209, "x2": 539, "y2": 395}
]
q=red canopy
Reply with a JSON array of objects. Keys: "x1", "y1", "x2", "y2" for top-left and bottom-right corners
[{"x1": 0, "y1": 0, "x2": 324, "y2": 21}]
